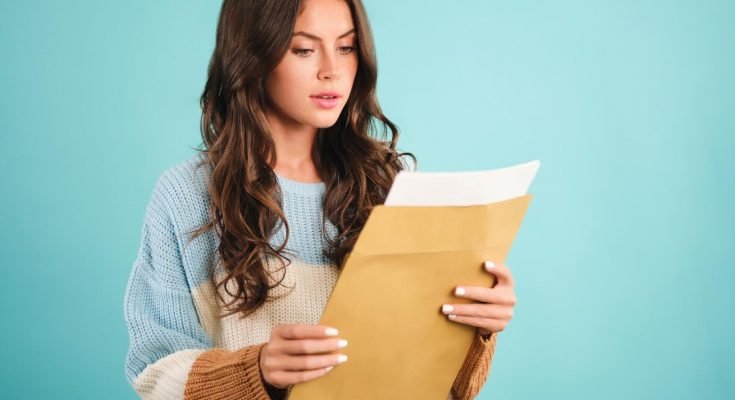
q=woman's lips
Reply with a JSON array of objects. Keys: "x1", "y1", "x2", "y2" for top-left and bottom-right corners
[{"x1": 310, "y1": 94, "x2": 341, "y2": 109}]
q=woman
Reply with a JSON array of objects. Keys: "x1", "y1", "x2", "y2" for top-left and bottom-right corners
[{"x1": 123, "y1": 0, "x2": 517, "y2": 398}]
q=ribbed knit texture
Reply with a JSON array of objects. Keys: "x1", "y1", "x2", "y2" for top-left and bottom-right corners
[
  {"x1": 123, "y1": 152, "x2": 497, "y2": 399},
  {"x1": 183, "y1": 344, "x2": 271, "y2": 400},
  {"x1": 451, "y1": 333, "x2": 498, "y2": 399}
]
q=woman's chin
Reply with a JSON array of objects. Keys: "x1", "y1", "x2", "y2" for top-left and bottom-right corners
[{"x1": 309, "y1": 115, "x2": 342, "y2": 129}]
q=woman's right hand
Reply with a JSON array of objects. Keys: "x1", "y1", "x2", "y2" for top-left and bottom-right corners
[{"x1": 259, "y1": 324, "x2": 349, "y2": 389}]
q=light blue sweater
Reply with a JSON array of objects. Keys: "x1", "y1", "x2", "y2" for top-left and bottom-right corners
[{"x1": 123, "y1": 152, "x2": 345, "y2": 398}]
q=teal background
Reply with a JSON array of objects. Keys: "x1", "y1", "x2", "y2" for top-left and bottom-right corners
[{"x1": 1, "y1": 0, "x2": 733, "y2": 398}]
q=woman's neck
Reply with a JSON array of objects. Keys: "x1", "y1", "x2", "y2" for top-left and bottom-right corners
[{"x1": 266, "y1": 109, "x2": 322, "y2": 183}]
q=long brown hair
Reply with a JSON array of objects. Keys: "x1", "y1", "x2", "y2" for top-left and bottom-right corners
[{"x1": 188, "y1": 0, "x2": 416, "y2": 319}]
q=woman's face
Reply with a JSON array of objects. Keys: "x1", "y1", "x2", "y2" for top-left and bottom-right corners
[{"x1": 264, "y1": 0, "x2": 358, "y2": 130}]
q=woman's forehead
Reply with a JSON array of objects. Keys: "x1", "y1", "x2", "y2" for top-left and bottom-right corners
[{"x1": 294, "y1": 0, "x2": 354, "y2": 38}]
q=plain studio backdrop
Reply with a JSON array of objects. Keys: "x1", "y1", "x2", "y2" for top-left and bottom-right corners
[{"x1": 1, "y1": 0, "x2": 733, "y2": 399}]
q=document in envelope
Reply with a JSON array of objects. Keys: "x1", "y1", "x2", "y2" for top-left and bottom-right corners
[{"x1": 289, "y1": 160, "x2": 540, "y2": 400}]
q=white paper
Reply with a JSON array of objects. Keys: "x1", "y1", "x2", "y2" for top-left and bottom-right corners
[{"x1": 384, "y1": 160, "x2": 540, "y2": 206}]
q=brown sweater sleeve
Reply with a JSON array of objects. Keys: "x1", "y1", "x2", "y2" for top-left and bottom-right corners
[
  {"x1": 183, "y1": 342, "x2": 289, "y2": 400},
  {"x1": 184, "y1": 334, "x2": 496, "y2": 400},
  {"x1": 450, "y1": 332, "x2": 499, "y2": 400}
]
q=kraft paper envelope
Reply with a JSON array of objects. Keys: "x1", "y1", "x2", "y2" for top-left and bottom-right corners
[{"x1": 289, "y1": 160, "x2": 540, "y2": 400}]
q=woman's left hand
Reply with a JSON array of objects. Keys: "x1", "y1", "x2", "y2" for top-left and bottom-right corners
[{"x1": 441, "y1": 260, "x2": 517, "y2": 336}]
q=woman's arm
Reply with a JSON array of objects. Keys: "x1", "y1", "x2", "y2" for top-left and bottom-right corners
[{"x1": 124, "y1": 173, "x2": 276, "y2": 400}]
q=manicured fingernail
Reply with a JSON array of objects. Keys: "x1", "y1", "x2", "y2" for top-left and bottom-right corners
[
  {"x1": 337, "y1": 339, "x2": 349, "y2": 348},
  {"x1": 337, "y1": 354, "x2": 348, "y2": 363},
  {"x1": 455, "y1": 287, "x2": 465, "y2": 296},
  {"x1": 325, "y1": 366, "x2": 334, "y2": 372},
  {"x1": 442, "y1": 304, "x2": 454, "y2": 314},
  {"x1": 325, "y1": 327, "x2": 339, "y2": 336},
  {"x1": 448, "y1": 314, "x2": 457, "y2": 320},
  {"x1": 485, "y1": 261, "x2": 495, "y2": 270}
]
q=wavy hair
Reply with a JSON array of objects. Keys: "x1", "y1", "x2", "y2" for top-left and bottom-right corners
[{"x1": 188, "y1": 0, "x2": 416, "y2": 319}]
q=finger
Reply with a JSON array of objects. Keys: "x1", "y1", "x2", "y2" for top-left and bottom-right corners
[
  {"x1": 276, "y1": 324, "x2": 340, "y2": 340},
  {"x1": 441, "y1": 303, "x2": 513, "y2": 320},
  {"x1": 268, "y1": 367, "x2": 334, "y2": 387},
  {"x1": 276, "y1": 352, "x2": 348, "y2": 372},
  {"x1": 453, "y1": 285, "x2": 516, "y2": 305},
  {"x1": 483, "y1": 261, "x2": 514, "y2": 288},
  {"x1": 446, "y1": 314, "x2": 507, "y2": 333},
  {"x1": 277, "y1": 338, "x2": 349, "y2": 355}
]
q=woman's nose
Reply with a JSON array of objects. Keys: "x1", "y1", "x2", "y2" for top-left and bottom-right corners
[{"x1": 318, "y1": 52, "x2": 341, "y2": 80}]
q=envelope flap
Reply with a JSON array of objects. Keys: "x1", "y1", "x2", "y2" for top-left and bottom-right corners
[{"x1": 352, "y1": 194, "x2": 533, "y2": 255}]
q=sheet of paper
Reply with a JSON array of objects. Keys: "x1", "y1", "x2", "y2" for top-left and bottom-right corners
[{"x1": 384, "y1": 159, "x2": 540, "y2": 206}]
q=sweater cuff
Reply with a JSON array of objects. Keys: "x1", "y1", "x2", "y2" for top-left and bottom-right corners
[
  {"x1": 450, "y1": 332, "x2": 498, "y2": 400},
  {"x1": 183, "y1": 343, "x2": 271, "y2": 400}
]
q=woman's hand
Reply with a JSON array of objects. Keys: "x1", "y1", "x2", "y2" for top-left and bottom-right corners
[
  {"x1": 259, "y1": 324, "x2": 349, "y2": 389},
  {"x1": 441, "y1": 260, "x2": 517, "y2": 336}
]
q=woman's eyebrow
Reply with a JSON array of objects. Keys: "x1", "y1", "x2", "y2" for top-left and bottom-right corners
[{"x1": 292, "y1": 28, "x2": 355, "y2": 41}]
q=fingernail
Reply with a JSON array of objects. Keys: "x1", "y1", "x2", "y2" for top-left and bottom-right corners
[
  {"x1": 325, "y1": 327, "x2": 339, "y2": 336},
  {"x1": 455, "y1": 287, "x2": 465, "y2": 296},
  {"x1": 337, "y1": 354, "x2": 348, "y2": 363},
  {"x1": 442, "y1": 304, "x2": 454, "y2": 314},
  {"x1": 485, "y1": 261, "x2": 495, "y2": 270},
  {"x1": 448, "y1": 314, "x2": 457, "y2": 320},
  {"x1": 337, "y1": 339, "x2": 349, "y2": 348},
  {"x1": 325, "y1": 366, "x2": 334, "y2": 372}
]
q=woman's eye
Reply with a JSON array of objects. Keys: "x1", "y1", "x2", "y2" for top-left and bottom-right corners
[
  {"x1": 339, "y1": 46, "x2": 356, "y2": 54},
  {"x1": 293, "y1": 48, "x2": 314, "y2": 57}
]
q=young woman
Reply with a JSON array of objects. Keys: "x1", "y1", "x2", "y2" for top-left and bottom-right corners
[{"x1": 123, "y1": 0, "x2": 518, "y2": 399}]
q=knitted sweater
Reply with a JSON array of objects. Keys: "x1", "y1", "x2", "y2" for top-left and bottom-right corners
[{"x1": 123, "y1": 152, "x2": 498, "y2": 399}]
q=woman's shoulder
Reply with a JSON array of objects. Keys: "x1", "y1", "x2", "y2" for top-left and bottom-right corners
[
  {"x1": 149, "y1": 152, "x2": 212, "y2": 228},
  {"x1": 134, "y1": 152, "x2": 215, "y2": 296}
]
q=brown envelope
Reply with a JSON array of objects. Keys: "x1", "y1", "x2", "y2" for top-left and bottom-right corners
[{"x1": 289, "y1": 194, "x2": 533, "y2": 400}]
